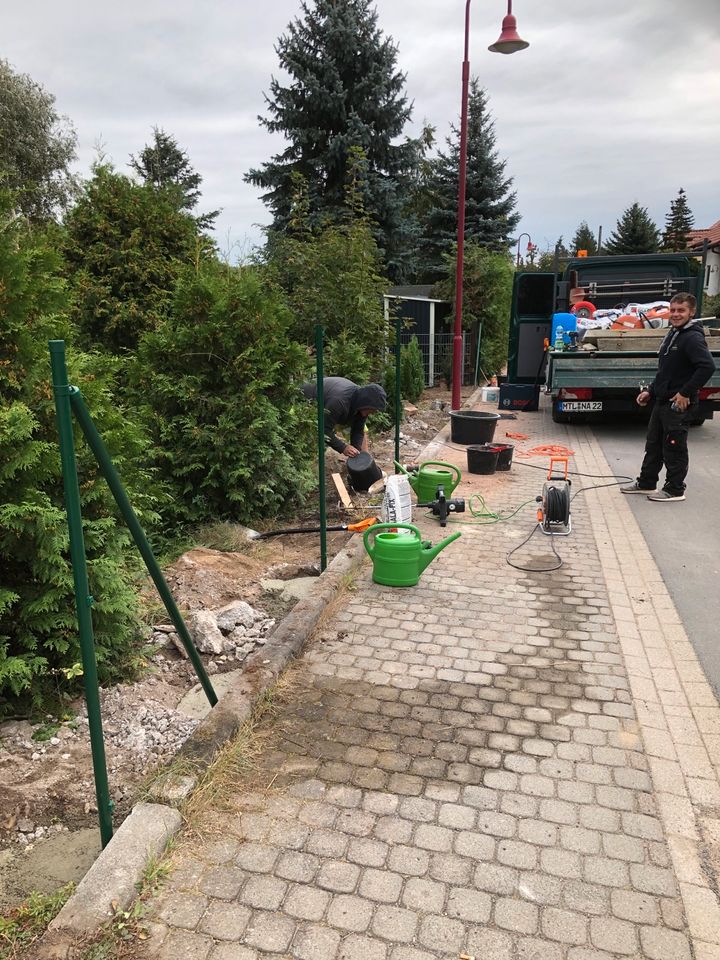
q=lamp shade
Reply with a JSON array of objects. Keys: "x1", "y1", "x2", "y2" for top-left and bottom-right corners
[{"x1": 488, "y1": 14, "x2": 529, "y2": 54}]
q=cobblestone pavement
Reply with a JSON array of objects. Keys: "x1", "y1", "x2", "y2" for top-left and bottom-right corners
[{"x1": 142, "y1": 403, "x2": 720, "y2": 960}]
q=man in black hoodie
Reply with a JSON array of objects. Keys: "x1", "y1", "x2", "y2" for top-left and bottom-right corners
[
  {"x1": 302, "y1": 377, "x2": 387, "y2": 457},
  {"x1": 622, "y1": 293, "x2": 715, "y2": 502}
]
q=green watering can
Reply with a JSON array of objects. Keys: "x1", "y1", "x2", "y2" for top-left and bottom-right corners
[
  {"x1": 395, "y1": 460, "x2": 462, "y2": 504},
  {"x1": 363, "y1": 523, "x2": 461, "y2": 587}
]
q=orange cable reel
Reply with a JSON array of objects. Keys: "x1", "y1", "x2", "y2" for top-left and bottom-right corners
[{"x1": 570, "y1": 300, "x2": 597, "y2": 320}]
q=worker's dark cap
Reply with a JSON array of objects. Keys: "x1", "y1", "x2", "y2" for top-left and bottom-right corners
[{"x1": 355, "y1": 383, "x2": 387, "y2": 412}]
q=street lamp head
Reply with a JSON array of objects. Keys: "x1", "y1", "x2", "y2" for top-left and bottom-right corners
[{"x1": 488, "y1": 14, "x2": 529, "y2": 54}]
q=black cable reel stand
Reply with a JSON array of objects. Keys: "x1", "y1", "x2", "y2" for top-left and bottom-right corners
[{"x1": 538, "y1": 457, "x2": 571, "y2": 536}]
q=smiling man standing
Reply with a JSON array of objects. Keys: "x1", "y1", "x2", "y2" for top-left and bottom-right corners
[{"x1": 622, "y1": 293, "x2": 715, "y2": 502}]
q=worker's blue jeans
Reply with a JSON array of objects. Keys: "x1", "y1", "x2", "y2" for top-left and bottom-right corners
[{"x1": 638, "y1": 401, "x2": 693, "y2": 495}]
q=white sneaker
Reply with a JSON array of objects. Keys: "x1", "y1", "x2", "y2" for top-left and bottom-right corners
[
  {"x1": 621, "y1": 482, "x2": 657, "y2": 495},
  {"x1": 647, "y1": 490, "x2": 686, "y2": 502}
]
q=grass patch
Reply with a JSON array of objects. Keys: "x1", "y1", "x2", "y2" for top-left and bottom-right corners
[
  {"x1": 77, "y1": 849, "x2": 173, "y2": 960},
  {"x1": 0, "y1": 883, "x2": 75, "y2": 960},
  {"x1": 181, "y1": 668, "x2": 301, "y2": 829},
  {"x1": 30, "y1": 721, "x2": 61, "y2": 742},
  {"x1": 193, "y1": 521, "x2": 258, "y2": 553}
]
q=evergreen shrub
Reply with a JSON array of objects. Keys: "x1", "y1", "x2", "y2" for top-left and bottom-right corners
[
  {"x1": 0, "y1": 197, "x2": 156, "y2": 716},
  {"x1": 400, "y1": 336, "x2": 425, "y2": 403},
  {"x1": 134, "y1": 261, "x2": 315, "y2": 525}
]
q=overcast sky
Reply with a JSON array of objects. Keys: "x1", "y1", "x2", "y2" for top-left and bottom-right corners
[{"x1": 4, "y1": 0, "x2": 719, "y2": 259}]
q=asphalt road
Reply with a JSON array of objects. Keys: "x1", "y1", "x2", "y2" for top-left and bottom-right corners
[{"x1": 592, "y1": 414, "x2": 720, "y2": 696}]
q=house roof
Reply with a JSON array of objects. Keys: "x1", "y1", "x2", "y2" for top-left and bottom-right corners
[{"x1": 687, "y1": 219, "x2": 720, "y2": 250}]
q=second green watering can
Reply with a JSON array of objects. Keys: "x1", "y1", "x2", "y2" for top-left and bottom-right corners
[
  {"x1": 395, "y1": 460, "x2": 462, "y2": 504},
  {"x1": 363, "y1": 522, "x2": 461, "y2": 587}
]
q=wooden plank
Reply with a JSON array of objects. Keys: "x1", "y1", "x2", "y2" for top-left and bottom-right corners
[{"x1": 332, "y1": 472, "x2": 354, "y2": 509}]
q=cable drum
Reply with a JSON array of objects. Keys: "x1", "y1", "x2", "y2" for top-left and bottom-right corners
[{"x1": 542, "y1": 481, "x2": 570, "y2": 530}]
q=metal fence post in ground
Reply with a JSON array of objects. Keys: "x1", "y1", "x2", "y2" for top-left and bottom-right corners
[
  {"x1": 49, "y1": 340, "x2": 114, "y2": 848},
  {"x1": 474, "y1": 321, "x2": 483, "y2": 385},
  {"x1": 395, "y1": 315, "x2": 402, "y2": 471},
  {"x1": 67, "y1": 388, "x2": 217, "y2": 708},
  {"x1": 315, "y1": 325, "x2": 327, "y2": 572}
]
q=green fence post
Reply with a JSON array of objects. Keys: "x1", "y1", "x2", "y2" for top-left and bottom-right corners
[
  {"x1": 315, "y1": 325, "x2": 327, "y2": 572},
  {"x1": 67, "y1": 388, "x2": 217, "y2": 708},
  {"x1": 394, "y1": 315, "x2": 401, "y2": 472},
  {"x1": 49, "y1": 340, "x2": 114, "y2": 848},
  {"x1": 474, "y1": 321, "x2": 483, "y2": 386}
]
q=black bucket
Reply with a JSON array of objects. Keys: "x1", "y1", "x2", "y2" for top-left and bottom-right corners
[
  {"x1": 467, "y1": 444, "x2": 501, "y2": 475},
  {"x1": 493, "y1": 443, "x2": 514, "y2": 471},
  {"x1": 346, "y1": 451, "x2": 382, "y2": 492},
  {"x1": 450, "y1": 410, "x2": 500, "y2": 445}
]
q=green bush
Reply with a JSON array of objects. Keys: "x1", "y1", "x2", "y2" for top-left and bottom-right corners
[
  {"x1": 134, "y1": 260, "x2": 316, "y2": 525},
  {"x1": 703, "y1": 292, "x2": 720, "y2": 319},
  {"x1": 324, "y1": 333, "x2": 372, "y2": 383},
  {"x1": 0, "y1": 195, "x2": 156, "y2": 717},
  {"x1": 62, "y1": 163, "x2": 203, "y2": 352},
  {"x1": 435, "y1": 242, "x2": 513, "y2": 376},
  {"x1": 400, "y1": 336, "x2": 426, "y2": 403},
  {"x1": 264, "y1": 159, "x2": 390, "y2": 380}
]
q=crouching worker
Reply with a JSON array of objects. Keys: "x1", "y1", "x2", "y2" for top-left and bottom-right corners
[{"x1": 302, "y1": 377, "x2": 387, "y2": 457}]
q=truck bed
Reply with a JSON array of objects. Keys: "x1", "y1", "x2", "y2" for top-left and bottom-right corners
[{"x1": 550, "y1": 352, "x2": 720, "y2": 390}]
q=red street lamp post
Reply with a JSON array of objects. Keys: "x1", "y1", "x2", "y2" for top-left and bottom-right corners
[{"x1": 451, "y1": 0, "x2": 529, "y2": 411}]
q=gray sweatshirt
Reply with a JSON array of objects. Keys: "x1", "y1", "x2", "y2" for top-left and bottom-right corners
[{"x1": 302, "y1": 377, "x2": 386, "y2": 453}]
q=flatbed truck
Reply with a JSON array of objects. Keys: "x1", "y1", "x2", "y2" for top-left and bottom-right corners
[{"x1": 506, "y1": 252, "x2": 720, "y2": 425}]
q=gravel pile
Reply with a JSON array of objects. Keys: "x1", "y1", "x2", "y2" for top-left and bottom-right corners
[
  {"x1": 151, "y1": 599, "x2": 275, "y2": 660},
  {"x1": 76, "y1": 687, "x2": 200, "y2": 772}
]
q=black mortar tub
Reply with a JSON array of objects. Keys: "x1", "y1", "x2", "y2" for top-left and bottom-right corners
[{"x1": 450, "y1": 410, "x2": 501, "y2": 445}]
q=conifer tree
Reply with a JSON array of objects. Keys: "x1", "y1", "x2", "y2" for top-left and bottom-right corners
[
  {"x1": 130, "y1": 128, "x2": 219, "y2": 229},
  {"x1": 661, "y1": 188, "x2": 694, "y2": 251},
  {"x1": 570, "y1": 221, "x2": 598, "y2": 256},
  {"x1": 604, "y1": 203, "x2": 660, "y2": 255},
  {"x1": 245, "y1": 0, "x2": 422, "y2": 280},
  {"x1": 0, "y1": 190, "x2": 155, "y2": 714},
  {"x1": 62, "y1": 164, "x2": 203, "y2": 351},
  {"x1": 419, "y1": 80, "x2": 519, "y2": 283}
]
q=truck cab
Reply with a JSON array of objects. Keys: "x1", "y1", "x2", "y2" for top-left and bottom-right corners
[{"x1": 506, "y1": 253, "x2": 720, "y2": 424}]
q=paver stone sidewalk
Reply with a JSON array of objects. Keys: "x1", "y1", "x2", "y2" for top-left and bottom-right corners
[{"x1": 141, "y1": 402, "x2": 720, "y2": 960}]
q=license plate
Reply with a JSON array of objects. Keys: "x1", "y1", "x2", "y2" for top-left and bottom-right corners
[{"x1": 559, "y1": 401, "x2": 603, "y2": 411}]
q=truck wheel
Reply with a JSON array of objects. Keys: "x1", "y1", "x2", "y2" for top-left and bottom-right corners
[
  {"x1": 552, "y1": 400, "x2": 571, "y2": 424},
  {"x1": 688, "y1": 417, "x2": 706, "y2": 427}
]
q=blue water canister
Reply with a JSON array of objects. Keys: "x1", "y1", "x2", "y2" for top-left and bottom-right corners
[{"x1": 551, "y1": 312, "x2": 577, "y2": 346}]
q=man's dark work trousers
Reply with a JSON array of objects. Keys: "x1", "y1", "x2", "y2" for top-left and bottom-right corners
[{"x1": 638, "y1": 402, "x2": 692, "y2": 495}]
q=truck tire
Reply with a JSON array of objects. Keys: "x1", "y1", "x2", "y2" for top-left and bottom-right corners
[
  {"x1": 688, "y1": 416, "x2": 706, "y2": 427},
  {"x1": 552, "y1": 400, "x2": 571, "y2": 424}
]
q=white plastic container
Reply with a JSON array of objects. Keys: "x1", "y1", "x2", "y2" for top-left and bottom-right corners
[{"x1": 481, "y1": 386, "x2": 500, "y2": 403}]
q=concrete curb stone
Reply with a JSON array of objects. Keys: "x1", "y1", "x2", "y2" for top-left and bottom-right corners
[{"x1": 32, "y1": 803, "x2": 182, "y2": 958}]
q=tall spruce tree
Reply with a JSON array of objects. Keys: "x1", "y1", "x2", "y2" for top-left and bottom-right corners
[
  {"x1": 245, "y1": 0, "x2": 422, "y2": 281},
  {"x1": 419, "y1": 80, "x2": 519, "y2": 283},
  {"x1": 570, "y1": 221, "x2": 598, "y2": 256},
  {"x1": 130, "y1": 128, "x2": 219, "y2": 230},
  {"x1": 604, "y1": 203, "x2": 660, "y2": 255},
  {"x1": 661, "y1": 188, "x2": 694, "y2": 251}
]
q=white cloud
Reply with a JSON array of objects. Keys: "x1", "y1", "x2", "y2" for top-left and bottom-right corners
[{"x1": 3, "y1": 0, "x2": 719, "y2": 254}]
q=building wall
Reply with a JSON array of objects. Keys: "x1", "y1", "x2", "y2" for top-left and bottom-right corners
[{"x1": 704, "y1": 250, "x2": 720, "y2": 298}]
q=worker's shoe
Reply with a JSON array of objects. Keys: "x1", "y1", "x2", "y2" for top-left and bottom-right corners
[
  {"x1": 647, "y1": 489, "x2": 686, "y2": 502},
  {"x1": 621, "y1": 481, "x2": 657, "y2": 494}
]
